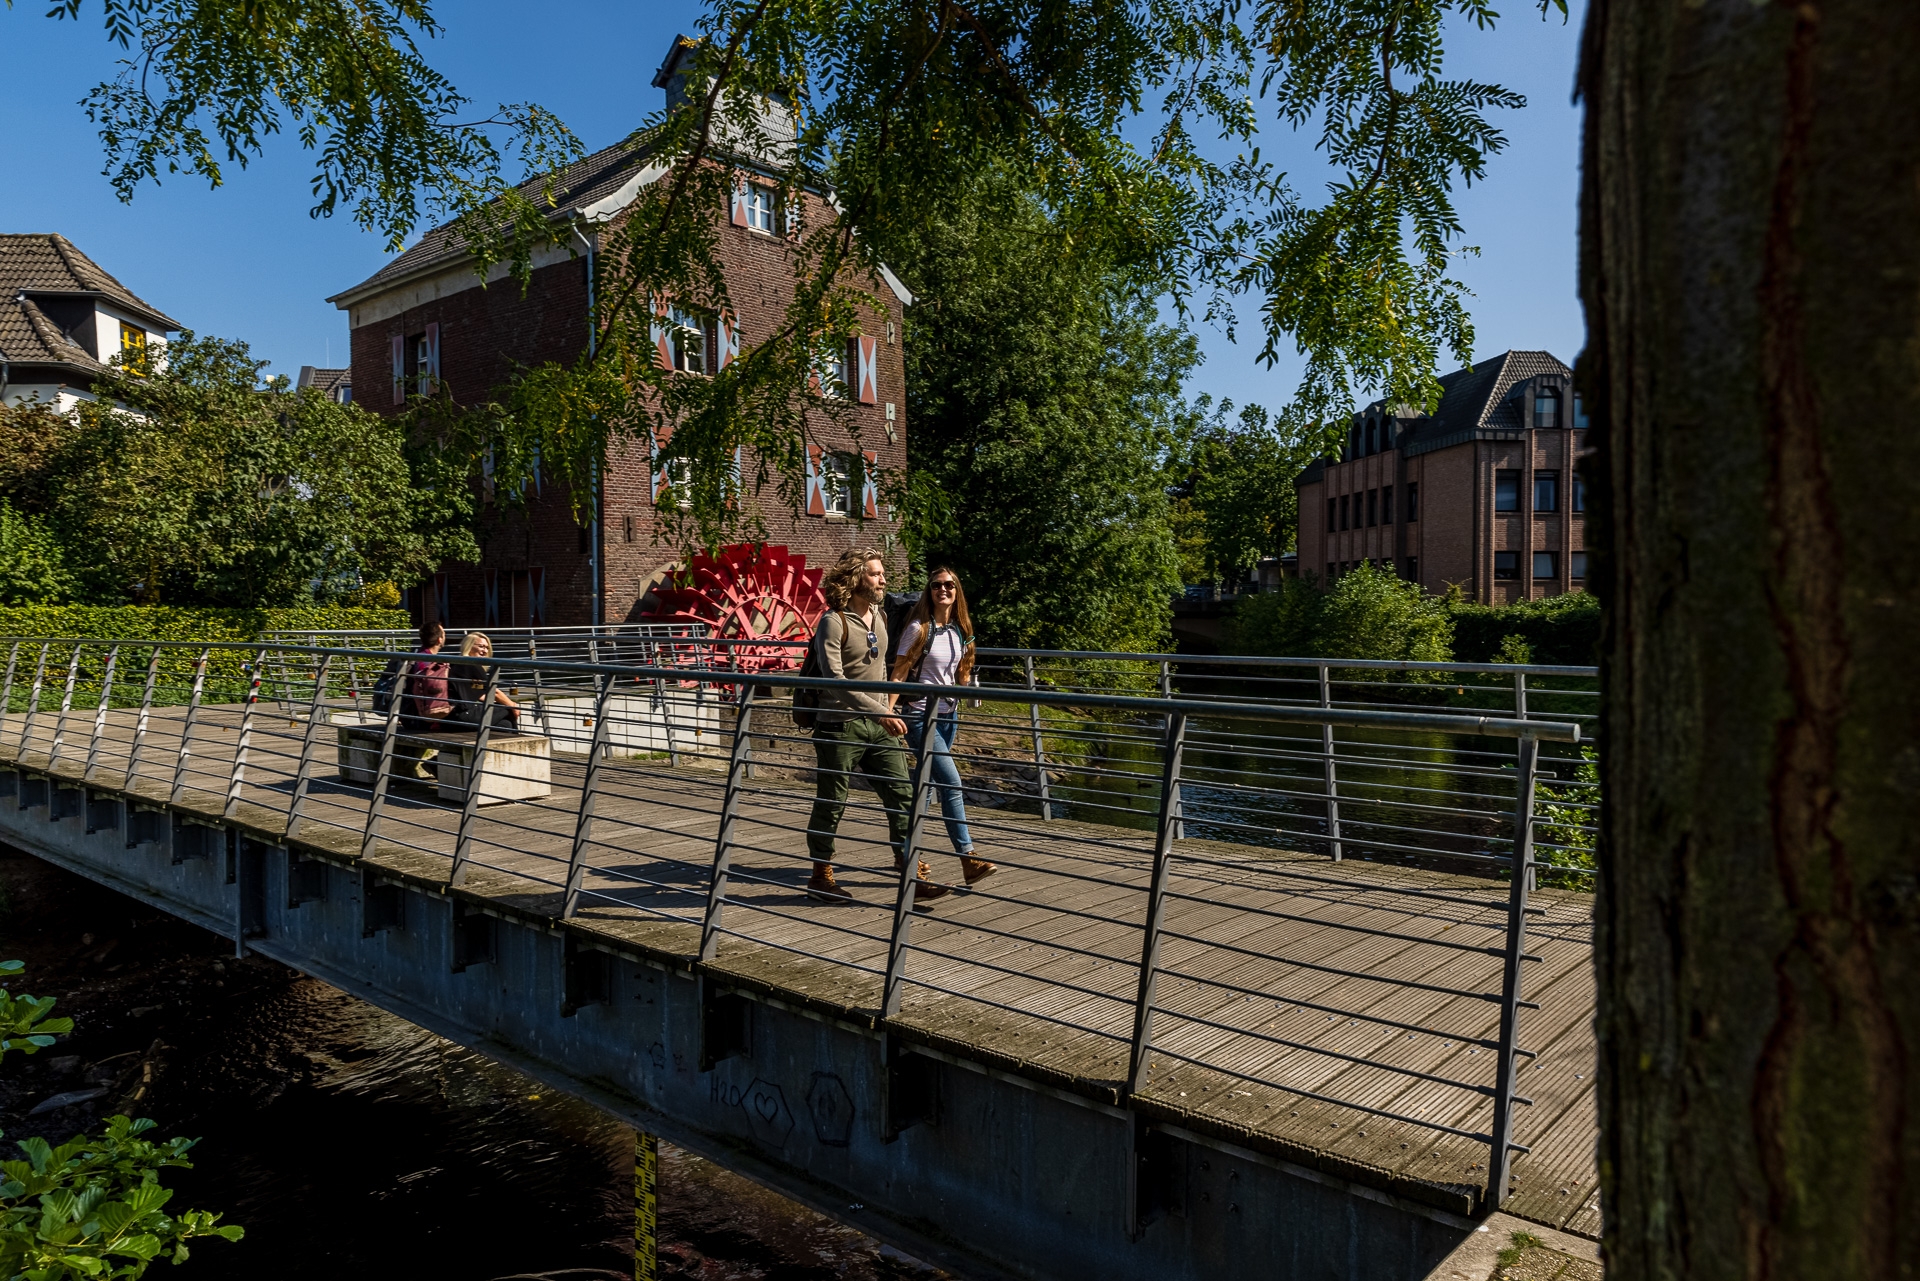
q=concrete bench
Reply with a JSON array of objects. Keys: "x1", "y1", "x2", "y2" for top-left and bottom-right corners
[{"x1": 336, "y1": 723, "x2": 552, "y2": 805}]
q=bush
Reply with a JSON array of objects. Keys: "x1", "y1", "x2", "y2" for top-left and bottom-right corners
[
  {"x1": 1226, "y1": 563, "x2": 1454, "y2": 673},
  {"x1": 0, "y1": 606, "x2": 410, "y2": 707},
  {"x1": 1448, "y1": 590, "x2": 1600, "y2": 665}
]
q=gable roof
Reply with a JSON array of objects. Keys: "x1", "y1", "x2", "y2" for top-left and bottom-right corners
[
  {"x1": 328, "y1": 135, "x2": 667, "y2": 305},
  {"x1": 0, "y1": 234, "x2": 181, "y2": 330}
]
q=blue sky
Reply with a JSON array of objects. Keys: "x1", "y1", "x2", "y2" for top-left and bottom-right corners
[{"x1": 1, "y1": 1, "x2": 1586, "y2": 408}]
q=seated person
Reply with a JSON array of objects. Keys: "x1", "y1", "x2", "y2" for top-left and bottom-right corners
[{"x1": 447, "y1": 631, "x2": 524, "y2": 733}]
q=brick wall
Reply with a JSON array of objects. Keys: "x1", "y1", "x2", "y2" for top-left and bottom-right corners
[{"x1": 346, "y1": 184, "x2": 910, "y2": 628}]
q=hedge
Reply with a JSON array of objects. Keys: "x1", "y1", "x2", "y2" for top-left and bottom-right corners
[
  {"x1": 0, "y1": 605, "x2": 408, "y2": 645},
  {"x1": 1446, "y1": 592, "x2": 1601, "y2": 666},
  {"x1": 0, "y1": 606, "x2": 409, "y2": 710}
]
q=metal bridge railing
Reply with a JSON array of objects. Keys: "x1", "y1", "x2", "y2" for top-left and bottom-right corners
[{"x1": 0, "y1": 634, "x2": 1592, "y2": 1209}]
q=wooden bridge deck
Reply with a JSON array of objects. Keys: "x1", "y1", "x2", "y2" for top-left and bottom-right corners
[{"x1": 1, "y1": 701, "x2": 1600, "y2": 1236}]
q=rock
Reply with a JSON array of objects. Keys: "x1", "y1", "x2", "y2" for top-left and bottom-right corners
[
  {"x1": 28, "y1": 1087, "x2": 106, "y2": 1116},
  {"x1": 47, "y1": 1055, "x2": 81, "y2": 1075}
]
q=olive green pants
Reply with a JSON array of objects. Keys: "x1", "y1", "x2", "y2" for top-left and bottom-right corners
[{"x1": 806, "y1": 716, "x2": 913, "y2": 867}]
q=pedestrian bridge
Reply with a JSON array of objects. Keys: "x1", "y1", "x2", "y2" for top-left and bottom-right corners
[{"x1": 0, "y1": 635, "x2": 1601, "y2": 1281}]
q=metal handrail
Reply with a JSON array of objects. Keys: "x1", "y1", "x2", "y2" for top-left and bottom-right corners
[{"x1": 0, "y1": 632, "x2": 1584, "y2": 1211}]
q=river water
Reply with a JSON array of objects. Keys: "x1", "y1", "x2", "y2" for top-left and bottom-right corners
[{"x1": 0, "y1": 850, "x2": 944, "y2": 1281}]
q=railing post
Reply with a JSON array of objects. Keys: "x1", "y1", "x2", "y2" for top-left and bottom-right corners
[
  {"x1": 1159, "y1": 658, "x2": 1184, "y2": 840},
  {"x1": 1485, "y1": 732, "x2": 1540, "y2": 1210},
  {"x1": 84, "y1": 646, "x2": 119, "y2": 781},
  {"x1": 223, "y1": 654, "x2": 265, "y2": 820},
  {"x1": 125, "y1": 649, "x2": 161, "y2": 790},
  {"x1": 1127, "y1": 710, "x2": 1189, "y2": 1093},
  {"x1": 170, "y1": 649, "x2": 211, "y2": 804},
  {"x1": 698, "y1": 685, "x2": 756, "y2": 959},
  {"x1": 19, "y1": 643, "x2": 50, "y2": 760},
  {"x1": 1319, "y1": 663, "x2": 1342, "y2": 861},
  {"x1": 49, "y1": 644, "x2": 82, "y2": 767},
  {"x1": 0, "y1": 641, "x2": 19, "y2": 751},
  {"x1": 284, "y1": 654, "x2": 334, "y2": 841},
  {"x1": 881, "y1": 726, "x2": 947, "y2": 1018},
  {"x1": 1024, "y1": 655, "x2": 1051, "y2": 821},
  {"x1": 1514, "y1": 668, "x2": 1528, "y2": 719},
  {"x1": 562, "y1": 669, "x2": 617, "y2": 919},
  {"x1": 527, "y1": 636, "x2": 552, "y2": 739},
  {"x1": 361, "y1": 682, "x2": 406, "y2": 858},
  {"x1": 448, "y1": 664, "x2": 501, "y2": 888}
]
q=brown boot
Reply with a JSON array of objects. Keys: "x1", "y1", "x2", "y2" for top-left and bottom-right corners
[
  {"x1": 894, "y1": 855, "x2": 950, "y2": 902},
  {"x1": 807, "y1": 864, "x2": 853, "y2": 903},
  {"x1": 960, "y1": 856, "x2": 998, "y2": 886}
]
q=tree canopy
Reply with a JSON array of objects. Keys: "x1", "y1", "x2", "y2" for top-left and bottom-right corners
[
  {"x1": 0, "y1": 336, "x2": 475, "y2": 606},
  {"x1": 21, "y1": 0, "x2": 1563, "y2": 552}
]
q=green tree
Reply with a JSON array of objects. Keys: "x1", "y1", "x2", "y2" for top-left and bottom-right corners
[
  {"x1": 0, "y1": 502, "x2": 74, "y2": 606},
  {"x1": 0, "y1": 960, "x2": 242, "y2": 1277},
  {"x1": 1169, "y1": 400, "x2": 1313, "y2": 588},
  {"x1": 881, "y1": 174, "x2": 1187, "y2": 652},
  {"x1": 1227, "y1": 562, "x2": 1453, "y2": 671},
  {"x1": 0, "y1": 335, "x2": 479, "y2": 606}
]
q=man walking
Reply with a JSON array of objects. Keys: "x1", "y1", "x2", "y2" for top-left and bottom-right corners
[{"x1": 805, "y1": 548, "x2": 948, "y2": 904}]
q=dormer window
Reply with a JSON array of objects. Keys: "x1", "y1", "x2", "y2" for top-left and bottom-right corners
[{"x1": 1534, "y1": 390, "x2": 1560, "y2": 428}]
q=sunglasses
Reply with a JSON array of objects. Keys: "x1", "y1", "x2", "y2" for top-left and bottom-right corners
[
  {"x1": 929, "y1": 581, "x2": 957, "y2": 592},
  {"x1": 865, "y1": 630, "x2": 879, "y2": 660}
]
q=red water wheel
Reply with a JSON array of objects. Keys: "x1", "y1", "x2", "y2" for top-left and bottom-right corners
[{"x1": 640, "y1": 543, "x2": 826, "y2": 672}]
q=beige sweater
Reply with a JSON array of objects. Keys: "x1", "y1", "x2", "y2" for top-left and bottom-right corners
[{"x1": 813, "y1": 607, "x2": 894, "y2": 722}]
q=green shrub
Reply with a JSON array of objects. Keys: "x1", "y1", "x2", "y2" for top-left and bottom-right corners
[
  {"x1": 1448, "y1": 590, "x2": 1600, "y2": 665},
  {"x1": 1226, "y1": 563, "x2": 1454, "y2": 675}
]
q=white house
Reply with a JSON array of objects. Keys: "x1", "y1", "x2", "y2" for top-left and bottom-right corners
[{"x1": 0, "y1": 233, "x2": 179, "y2": 411}]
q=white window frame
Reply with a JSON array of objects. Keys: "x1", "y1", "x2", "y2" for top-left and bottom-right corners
[
  {"x1": 746, "y1": 184, "x2": 778, "y2": 234},
  {"x1": 670, "y1": 308, "x2": 710, "y2": 375},
  {"x1": 820, "y1": 451, "x2": 854, "y2": 518}
]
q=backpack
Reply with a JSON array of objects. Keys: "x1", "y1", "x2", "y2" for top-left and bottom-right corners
[
  {"x1": 882, "y1": 591, "x2": 922, "y2": 666},
  {"x1": 371, "y1": 658, "x2": 405, "y2": 715},
  {"x1": 789, "y1": 625, "x2": 827, "y2": 730}
]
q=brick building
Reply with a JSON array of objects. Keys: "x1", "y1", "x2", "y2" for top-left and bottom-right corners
[
  {"x1": 1294, "y1": 350, "x2": 1590, "y2": 604},
  {"x1": 327, "y1": 36, "x2": 911, "y2": 633}
]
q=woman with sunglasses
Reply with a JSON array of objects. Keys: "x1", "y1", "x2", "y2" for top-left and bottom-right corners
[{"x1": 890, "y1": 568, "x2": 996, "y2": 886}]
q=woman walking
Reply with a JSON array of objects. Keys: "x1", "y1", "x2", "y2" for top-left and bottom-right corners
[
  {"x1": 399, "y1": 621, "x2": 454, "y2": 778},
  {"x1": 891, "y1": 568, "x2": 996, "y2": 887}
]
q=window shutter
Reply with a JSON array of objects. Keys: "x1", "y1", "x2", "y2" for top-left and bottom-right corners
[
  {"x1": 784, "y1": 193, "x2": 802, "y2": 240},
  {"x1": 527, "y1": 568, "x2": 546, "y2": 626},
  {"x1": 717, "y1": 311, "x2": 740, "y2": 370},
  {"x1": 856, "y1": 335, "x2": 878, "y2": 404},
  {"x1": 482, "y1": 569, "x2": 500, "y2": 625},
  {"x1": 804, "y1": 446, "x2": 825, "y2": 516},
  {"x1": 650, "y1": 296, "x2": 672, "y2": 370},
  {"x1": 425, "y1": 322, "x2": 441, "y2": 391},
  {"x1": 861, "y1": 451, "x2": 880, "y2": 519},
  {"x1": 481, "y1": 444, "x2": 497, "y2": 502},
  {"x1": 730, "y1": 175, "x2": 749, "y2": 226},
  {"x1": 391, "y1": 334, "x2": 405, "y2": 406},
  {"x1": 652, "y1": 427, "x2": 674, "y2": 503},
  {"x1": 728, "y1": 444, "x2": 743, "y2": 510},
  {"x1": 432, "y1": 572, "x2": 450, "y2": 624}
]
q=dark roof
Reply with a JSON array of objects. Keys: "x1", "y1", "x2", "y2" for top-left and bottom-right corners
[
  {"x1": 329, "y1": 134, "x2": 663, "y2": 303},
  {"x1": 0, "y1": 293, "x2": 105, "y2": 375},
  {"x1": 296, "y1": 366, "x2": 351, "y2": 395},
  {"x1": 1398, "y1": 350, "x2": 1570, "y2": 458},
  {"x1": 0, "y1": 233, "x2": 182, "y2": 330}
]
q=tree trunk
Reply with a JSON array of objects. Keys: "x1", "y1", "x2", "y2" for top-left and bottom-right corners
[{"x1": 1579, "y1": 1, "x2": 1920, "y2": 1276}]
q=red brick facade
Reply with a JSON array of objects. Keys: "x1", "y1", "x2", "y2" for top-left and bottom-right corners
[
  {"x1": 334, "y1": 182, "x2": 910, "y2": 630},
  {"x1": 1294, "y1": 351, "x2": 1591, "y2": 605}
]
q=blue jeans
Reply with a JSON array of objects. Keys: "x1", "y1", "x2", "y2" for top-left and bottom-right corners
[{"x1": 907, "y1": 708, "x2": 973, "y2": 855}]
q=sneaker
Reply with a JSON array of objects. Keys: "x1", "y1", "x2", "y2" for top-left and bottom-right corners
[
  {"x1": 960, "y1": 856, "x2": 998, "y2": 886},
  {"x1": 807, "y1": 870, "x2": 854, "y2": 903}
]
